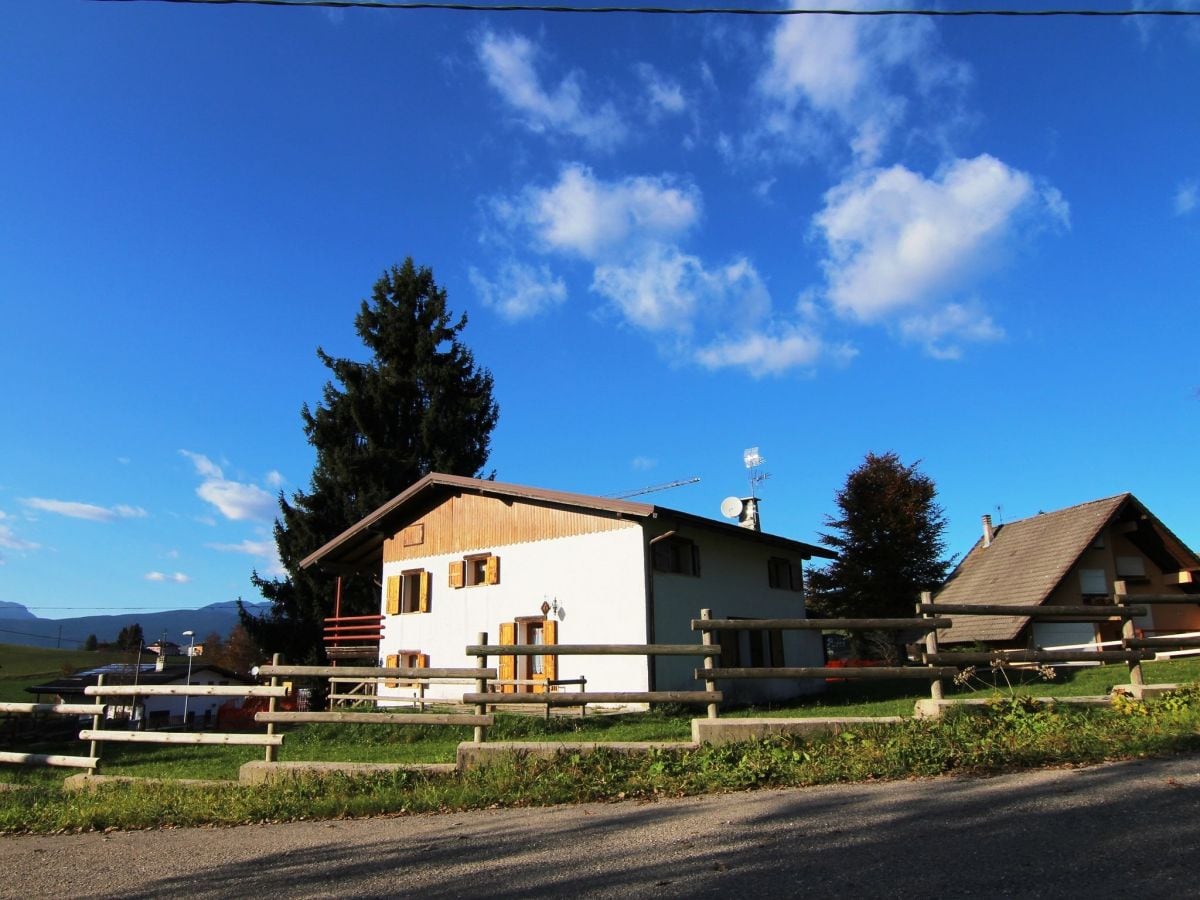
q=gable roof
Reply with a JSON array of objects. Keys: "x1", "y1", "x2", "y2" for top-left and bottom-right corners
[
  {"x1": 936, "y1": 493, "x2": 1200, "y2": 644},
  {"x1": 299, "y1": 472, "x2": 834, "y2": 573}
]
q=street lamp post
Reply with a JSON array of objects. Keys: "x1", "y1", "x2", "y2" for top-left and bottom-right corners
[{"x1": 181, "y1": 630, "x2": 195, "y2": 730}]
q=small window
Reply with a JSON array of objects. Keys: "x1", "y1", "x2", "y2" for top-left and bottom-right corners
[
  {"x1": 767, "y1": 557, "x2": 803, "y2": 591},
  {"x1": 1116, "y1": 556, "x2": 1147, "y2": 579},
  {"x1": 1078, "y1": 568, "x2": 1107, "y2": 596},
  {"x1": 652, "y1": 537, "x2": 700, "y2": 577},
  {"x1": 386, "y1": 570, "x2": 431, "y2": 614},
  {"x1": 450, "y1": 553, "x2": 500, "y2": 588},
  {"x1": 384, "y1": 651, "x2": 427, "y2": 687}
]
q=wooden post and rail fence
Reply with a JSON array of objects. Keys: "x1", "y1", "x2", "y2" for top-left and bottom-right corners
[{"x1": 691, "y1": 606, "x2": 957, "y2": 712}]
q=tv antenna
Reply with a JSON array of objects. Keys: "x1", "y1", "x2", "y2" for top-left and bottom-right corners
[
  {"x1": 743, "y1": 446, "x2": 770, "y2": 498},
  {"x1": 609, "y1": 476, "x2": 701, "y2": 500}
]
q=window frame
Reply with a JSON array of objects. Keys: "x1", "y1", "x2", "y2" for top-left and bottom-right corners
[{"x1": 652, "y1": 536, "x2": 701, "y2": 577}]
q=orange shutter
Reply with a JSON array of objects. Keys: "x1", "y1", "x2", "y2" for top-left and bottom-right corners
[
  {"x1": 499, "y1": 621, "x2": 516, "y2": 694},
  {"x1": 385, "y1": 653, "x2": 399, "y2": 688},
  {"x1": 484, "y1": 555, "x2": 500, "y2": 585},
  {"x1": 385, "y1": 576, "x2": 401, "y2": 615},
  {"x1": 418, "y1": 653, "x2": 429, "y2": 668},
  {"x1": 448, "y1": 561, "x2": 465, "y2": 589},
  {"x1": 543, "y1": 619, "x2": 558, "y2": 682},
  {"x1": 418, "y1": 571, "x2": 431, "y2": 613}
]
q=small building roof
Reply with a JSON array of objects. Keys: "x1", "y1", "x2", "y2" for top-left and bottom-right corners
[
  {"x1": 25, "y1": 663, "x2": 252, "y2": 698},
  {"x1": 299, "y1": 472, "x2": 834, "y2": 573},
  {"x1": 936, "y1": 493, "x2": 1200, "y2": 644}
]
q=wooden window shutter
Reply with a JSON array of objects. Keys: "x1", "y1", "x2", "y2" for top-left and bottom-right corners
[
  {"x1": 484, "y1": 554, "x2": 500, "y2": 585},
  {"x1": 499, "y1": 622, "x2": 516, "y2": 693},
  {"x1": 448, "y1": 561, "x2": 465, "y2": 589},
  {"x1": 418, "y1": 653, "x2": 429, "y2": 668},
  {"x1": 691, "y1": 544, "x2": 701, "y2": 577},
  {"x1": 385, "y1": 575, "x2": 401, "y2": 615},
  {"x1": 542, "y1": 619, "x2": 558, "y2": 681},
  {"x1": 385, "y1": 653, "x2": 399, "y2": 688},
  {"x1": 790, "y1": 562, "x2": 803, "y2": 592},
  {"x1": 418, "y1": 571, "x2": 431, "y2": 613}
]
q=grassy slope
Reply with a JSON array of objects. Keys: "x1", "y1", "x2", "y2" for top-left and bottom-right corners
[{"x1": 0, "y1": 643, "x2": 129, "y2": 702}]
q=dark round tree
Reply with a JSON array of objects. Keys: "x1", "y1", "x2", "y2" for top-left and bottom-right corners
[{"x1": 807, "y1": 452, "x2": 952, "y2": 648}]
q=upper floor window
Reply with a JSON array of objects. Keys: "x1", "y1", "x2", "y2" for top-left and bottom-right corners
[
  {"x1": 767, "y1": 557, "x2": 803, "y2": 592},
  {"x1": 652, "y1": 536, "x2": 701, "y2": 577},
  {"x1": 449, "y1": 553, "x2": 500, "y2": 588},
  {"x1": 386, "y1": 569, "x2": 431, "y2": 614}
]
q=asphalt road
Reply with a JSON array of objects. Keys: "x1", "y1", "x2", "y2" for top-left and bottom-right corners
[{"x1": 3, "y1": 754, "x2": 1199, "y2": 899}]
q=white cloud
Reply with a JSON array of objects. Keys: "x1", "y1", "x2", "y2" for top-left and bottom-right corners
[
  {"x1": 0, "y1": 512, "x2": 40, "y2": 553},
  {"x1": 476, "y1": 30, "x2": 626, "y2": 150},
  {"x1": 898, "y1": 301, "x2": 1005, "y2": 360},
  {"x1": 508, "y1": 164, "x2": 701, "y2": 260},
  {"x1": 265, "y1": 470, "x2": 285, "y2": 489},
  {"x1": 181, "y1": 450, "x2": 277, "y2": 522},
  {"x1": 1175, "y1": 179, "x2": 1198, "y2": 216},
  {"x1": 695, "y1": 324, "x2": 850, "y2": 377},
  {"x1": 635, "y1": 62, "x2": 687, "y2": 119},
  {"x1": 592, "y1": 246, "x2": 771, "y2": 336},
  {"x1": 20, "y1": 497, "x2": 147, "y2": 522},
  {"x1": 483, "y1": 166, "x2": 835, "y2": 375},
  {"x1": 755, "y1": 1, "x2": 970, "y2": 165},
  {"x1": 470, "y1": 261, "x2": 567, "y2": 321},
  {"x1": 813, "y1": 155, "x2": 1054, "y2": 323},
  {"x1": 209, "y1": 539, "x2": 285, "y2": 579},
  {"x1": 145, "y1": 571, "x2": 190, "y2": 584},
  {"x1": 632, "y1": 456, "x2": 658, "y2": 471}
]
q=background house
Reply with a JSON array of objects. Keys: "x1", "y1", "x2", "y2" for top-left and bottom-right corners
[
  {"x1": 936, "y1": 493, "x2": 1200, "y2": 650},
  {"x1": 301, "y1": 473, "x2": 836, "y2": 704},
  {"x1": 27, "y1": 662, "x2": 253, "y2": 728}
]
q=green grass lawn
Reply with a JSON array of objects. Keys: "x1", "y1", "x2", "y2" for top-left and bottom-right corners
[{"x1": 0, "y1": 642, "x2": 130, "y2": 703}]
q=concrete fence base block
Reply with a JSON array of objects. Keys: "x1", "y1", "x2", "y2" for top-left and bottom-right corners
[
  {"x1": 1115, "y1": 683, "x2": 1181, "y2": 701},
  {"x1": 691, "y1": 717, "x2": 905, "y2": 745},
  {"x1": 914, "y1": 696, "x2": 1114, "y2": 719},
  {"x1": 239, "y1": 761, "x2": 456, "y2": 785},
  {"x1": 456, "y1": 741, "x2": 697, "y2": 770}
]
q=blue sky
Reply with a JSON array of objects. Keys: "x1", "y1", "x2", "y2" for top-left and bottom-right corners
[{"x1": 1, "y1": 1, "x2": 1197, "y2": 624}]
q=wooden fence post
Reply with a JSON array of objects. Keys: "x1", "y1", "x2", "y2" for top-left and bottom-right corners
[
  {"x1": 264, "y1": 653, "x2": 280, "y2": 763},
  {"x1": 920, "y1": 591, "x2": 945, "y2": 702},
  {"x1": 88, "y1": 673, "x2": 105, "y2": 775},
  {"x1": 700, "y1": 609, "x2": 719, "y2": 719},
  {"x1": 1116, "y1": 581, "x2": 1144, "y2": 690},
  {"x1": 474, "y1": 632, "x2": 488, "y2": 743}
]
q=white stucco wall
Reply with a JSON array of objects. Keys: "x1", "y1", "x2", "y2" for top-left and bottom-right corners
[
  {"x1": 650, "y1": 529, "x2": 825, "y2": 703},
  {"x1": 378, "y1": 527, "x2": 650, "y2": 701}
]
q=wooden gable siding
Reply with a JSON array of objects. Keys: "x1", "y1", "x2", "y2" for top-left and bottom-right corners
[{"x1": 382, "y1": 491, "x2": 638, "y2": 563}]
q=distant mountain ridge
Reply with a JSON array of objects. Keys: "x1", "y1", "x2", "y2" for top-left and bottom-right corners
[{"x1": 0, "y1": 601, "x2": 273, "y2": 650}]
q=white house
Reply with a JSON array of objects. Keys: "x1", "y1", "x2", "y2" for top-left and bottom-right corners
[
  {"x1": 301, "y1": 473, "x2": 836, "y2": 704},
  {"x1": 27, "y1": 662, "x2": 253, "y2": 728}
]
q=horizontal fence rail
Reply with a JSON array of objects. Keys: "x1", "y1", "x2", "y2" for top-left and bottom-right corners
[
  {"x1": 0, "y1": 700, "x2": 108, "y2": 771},
  {"x1": 255, "y1": 711, "x2": 493, "y2": 727},
  {"x1": 692, "y1": 617, "x2": 952, "y2": 632},
  {"x1": 467, "y1": 643, "x2": 720, "y2": 657},
  {"x1": 83, "y1": 684, "x2": 289, "y2": 698},
  {"x1": 79, "y1": 730, "x2": 284, "y2": 746},
  {"x1": 259, "y1": 664, "x2": 493, "y2": 680},
  {"x1": 697, "y1": 666, "x2": 960, "y2": 680},
  {"x1": 463, "y1": 691, "x2": 720, "y2": 706}
]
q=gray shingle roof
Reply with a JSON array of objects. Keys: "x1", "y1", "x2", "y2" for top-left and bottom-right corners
[{"x1": 935, "y1": 494, "x2": 1128, "y2": 644}]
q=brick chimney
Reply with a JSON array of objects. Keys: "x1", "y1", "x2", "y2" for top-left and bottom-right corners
[{"x1": 982, "y1": 514, "x2": 994, "y2": 548}]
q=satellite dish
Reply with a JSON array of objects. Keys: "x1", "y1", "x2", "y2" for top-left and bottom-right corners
[{"x1": 720, "y1": 496, "x2": 744, "y2": 519}]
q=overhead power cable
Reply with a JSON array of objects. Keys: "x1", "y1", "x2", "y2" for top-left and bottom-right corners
[{"x1": 85, "y1": 1, "x2": 1200, "y2": 17}]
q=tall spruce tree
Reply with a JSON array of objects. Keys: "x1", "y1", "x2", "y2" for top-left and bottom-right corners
[
  {"x1": 241, "y1": 259, "x2": 499, "y2": 663},
  {"x1": 807, "y1": 452, "x2": 952, "y2": 634}
]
